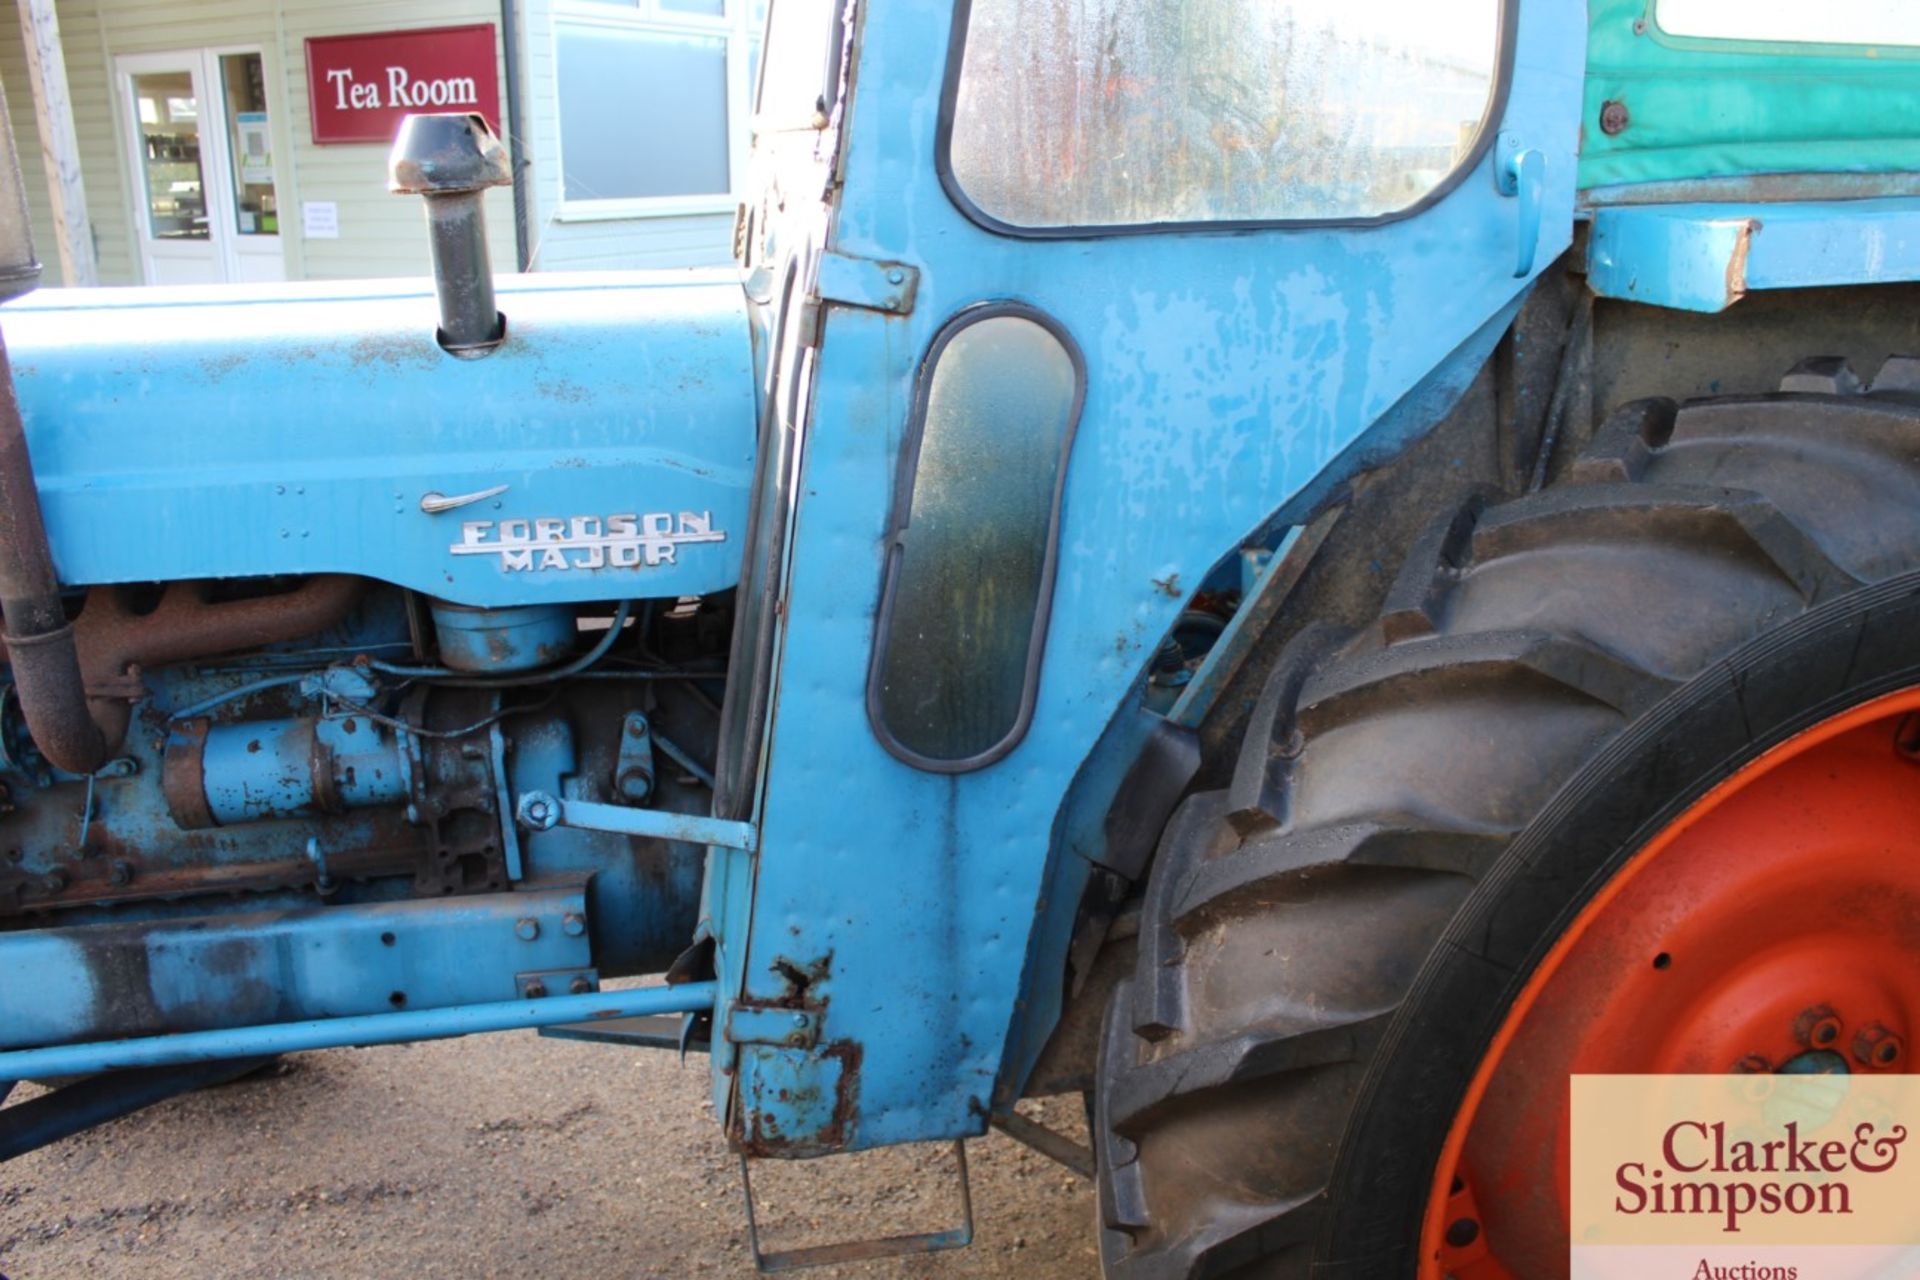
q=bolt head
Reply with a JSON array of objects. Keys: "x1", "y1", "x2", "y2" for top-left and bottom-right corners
[
  {"x1": 524, "y1": 980, "x2": 548, "y2": 1000},
  {"x1": 518, "y1": 793, "x2": 559, "y2": 829},
  {"x1": 616, "y1": 769, "x2": 653, "y2": 802},
  {"x1": 561, "y1": 912, "x2": 587, "y2": 937},
  {"x1": 569, "y1": 977, "x2": 593, "y2": 995},
  {"x1": 1599, "y1": 99, "x2": 1630, "y2": 137},
  {"x1": 626, "y1": 716, "x2": 649, "y2": 738},
  {"x1": 792, "y1": 1012, "x2": 809, "y2": 1028},
  {"x1": 515, "y1": 918, "x2": 540, "y2": 942},
  {"x1": 109, "y1": 859, "x2": 134, "y2": 887},
  {"x1": 1854, "y1": 1022, "x2": 1903, "y2": 1068},
  {"x1": 1792, "y1": 1004, "x2": 1843, "y2": 1049}
]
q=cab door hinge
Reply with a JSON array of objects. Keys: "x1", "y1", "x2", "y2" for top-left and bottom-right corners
[
  {"x1": 725, "y1": 1000, "x2": 821, "y2": 1050},
  {"x1": 815, "y1": 250, "x2": 920, "y2": 317}
]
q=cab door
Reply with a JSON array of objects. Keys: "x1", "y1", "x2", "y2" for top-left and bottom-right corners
[{"x1": 721, "y1": 0, "x2": 1584, "y2": 1154}]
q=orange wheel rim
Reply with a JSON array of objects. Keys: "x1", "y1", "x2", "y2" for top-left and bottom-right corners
[{"x1": 1420, "y1": 686, "x2": 1920, "y2": 1279}]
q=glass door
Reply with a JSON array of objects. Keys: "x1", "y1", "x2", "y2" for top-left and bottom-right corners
[
  {"x1": 215, "y1": 51, "x2": 284, "y2": 283},
  {"x1": 117, "y1": 49, "x2": 284, "y2": 285}
]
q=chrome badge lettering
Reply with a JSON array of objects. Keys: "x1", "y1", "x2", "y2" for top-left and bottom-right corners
[{"x1": 450, "y1": 511, "x2": 725, "y2": 573}]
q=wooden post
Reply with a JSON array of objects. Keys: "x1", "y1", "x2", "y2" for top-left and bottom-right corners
[{"x1": 16, "y1": 0, "x2": 95, "y2": 286}]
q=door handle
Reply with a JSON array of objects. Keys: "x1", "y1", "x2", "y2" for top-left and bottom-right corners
[{"x1": 1496, "y1": 132, "x2": 1545, "y2": 279}]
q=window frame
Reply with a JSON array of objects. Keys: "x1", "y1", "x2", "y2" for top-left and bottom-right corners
[
  {"x1": 933, "y1": 0, "x2": 1521, "y2": 240},
  {"x1": 551, "y1": 0, "x2": 756, "y2": 222}
]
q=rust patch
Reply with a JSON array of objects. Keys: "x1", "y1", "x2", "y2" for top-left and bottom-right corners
[
  {"x1": 0, "y1": 576, "x2": 364, "y2": 762},
  {"x1": 735, "y1": 1039, "x2": 864, "y2": 1158},
  {"x1": 1151, "y1": 572, "x2": 1182, "y2": 598},
  {"x1": 766, "y1": 951, "x2": 833, "y2": 1008},
  {"x1": 1724, "y1": 218, "x2": 1760, "y2": 309},
  {"x1": 199, "y1": 351, "x2": 247, "y2": 382},
  {"x1": 348, "y1": 333, "x2": 439, "y2": 372},
  {"x1": 824, "y1": 1039, "x2": 863, "y2": 1148}
]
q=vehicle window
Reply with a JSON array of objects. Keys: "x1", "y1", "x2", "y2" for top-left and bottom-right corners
[
  {"x1": 944, "y1": 0, "x2": 1503, "y2": 231},
  {"x1": 1657, "y1": 0, "x2": 1920, "y2": 45},
  {"x1": 869, "y1": 308, "x2": 1082, "y2": 771}
]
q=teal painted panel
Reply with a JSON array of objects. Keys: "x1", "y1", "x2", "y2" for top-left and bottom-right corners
[{"x1": 1581, "y1": 0, "x2": 1920, "y2": 190}]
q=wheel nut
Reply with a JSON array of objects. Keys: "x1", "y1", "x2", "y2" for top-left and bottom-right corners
[
  {"x1": 1854, "y1": 1022, "x2": 1903, "y2": 1068},
  {"x1": 1793, "y1": 1003, "x2": 1843, "y2": 1049}
]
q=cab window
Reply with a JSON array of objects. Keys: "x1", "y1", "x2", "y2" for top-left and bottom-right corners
[{"x1": 943, "y1": 0, "x2": 1504, "y2": 232}]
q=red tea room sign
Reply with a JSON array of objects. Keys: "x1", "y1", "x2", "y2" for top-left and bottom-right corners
[{"x1": 305, "y1": 24, "x2": 501, "y2": 145}]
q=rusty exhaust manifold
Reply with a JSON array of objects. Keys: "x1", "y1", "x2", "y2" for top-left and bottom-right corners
[
  {"x1": 0, "y1": 574, "x2": 366, "y2": 775},
  {"x1": 0, "y1": 85, "x2": 363, "y2": 774}
]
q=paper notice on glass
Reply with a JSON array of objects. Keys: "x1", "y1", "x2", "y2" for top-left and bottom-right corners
[
  {"x1": 235, "y1": 111, "x2": 273, "y2": 184},
  {"x1": 302, "y1": 201, "x2": 339, "y2": 239}
]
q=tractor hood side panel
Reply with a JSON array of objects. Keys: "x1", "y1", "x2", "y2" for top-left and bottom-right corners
[{"x1": 5, "y1": 272, "x2": 757, "y2": 604}]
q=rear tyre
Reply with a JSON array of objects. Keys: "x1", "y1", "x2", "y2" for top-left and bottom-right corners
[{"x1": 1095, "y1": 357, "x2": 1920, "y2": 1277}]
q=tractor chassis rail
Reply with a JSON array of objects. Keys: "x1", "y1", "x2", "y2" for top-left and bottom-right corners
[{"x1": 0, "y1": 980, "x2": 719, "y2": 1079}]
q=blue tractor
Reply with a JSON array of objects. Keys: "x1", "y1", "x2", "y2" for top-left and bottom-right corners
[{"x1": 4, "y1": 0, "x2": 1920, "y2": 1272}]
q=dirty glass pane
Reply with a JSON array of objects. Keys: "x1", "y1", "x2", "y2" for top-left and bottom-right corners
[
  {"x1": 557, "y1": 24, "x2": 730, "y2": 200},
  {"x1": 948, "y1": 0, "x2": 1502, "y2": 228},
  {"x1": 872, "y1": 314, "x2": 1080, "y2": 767},
  {"x1": 131, "y1": 72, "x2": 208, "y2": 240},
  {"x1": 1657, "y1": 0, "x2": 1920, "y2": 45},
  {"x1": 219, "y1": 54, "x2": 278, "y2": 236}
]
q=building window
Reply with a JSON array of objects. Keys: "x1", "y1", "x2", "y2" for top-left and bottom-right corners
[{"x1": 554, "y1": 0, "x2": 757, "y2": 220}]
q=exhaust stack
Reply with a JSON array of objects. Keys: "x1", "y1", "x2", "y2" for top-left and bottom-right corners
[{"x1": 388, "y1": 113, "x2": 512, "y2": 355}]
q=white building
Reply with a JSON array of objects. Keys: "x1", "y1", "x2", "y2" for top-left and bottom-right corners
[{"x1": 0, "y1": 0, "x2": 756, "y2": 286}]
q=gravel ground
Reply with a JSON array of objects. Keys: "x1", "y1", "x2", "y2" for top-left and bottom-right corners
[{"x1": 0, "y1": 1030, "x2": 1098, "y2": 1279}]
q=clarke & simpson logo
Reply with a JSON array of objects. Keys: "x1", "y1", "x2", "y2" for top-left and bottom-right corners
[
  {"x1": 1613, "y1": 1116, "x2": 1907, "y2": 1232},
  {"x1": 1573, "y1": 1076, "x2": 1920, "y2": 1279}
]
